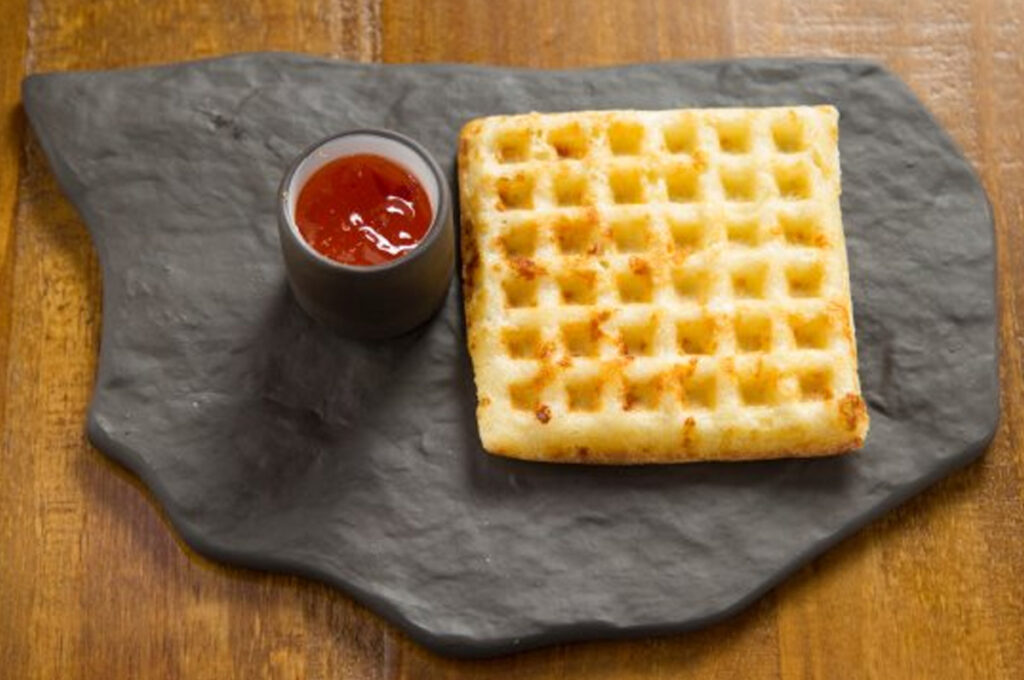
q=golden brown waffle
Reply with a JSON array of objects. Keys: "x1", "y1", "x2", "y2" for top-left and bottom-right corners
[{"x1": 458, "y1": 106, "x2": 868, "y2": 463}]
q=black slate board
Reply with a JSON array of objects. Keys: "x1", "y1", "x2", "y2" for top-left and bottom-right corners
[{"x1": 22, "y1": 54, "x2": 998, "y2": 658}]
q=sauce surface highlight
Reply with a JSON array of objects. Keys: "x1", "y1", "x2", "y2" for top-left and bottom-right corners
[{"x1": 295, "y1": 153, "x2": 432, "y2": 266}]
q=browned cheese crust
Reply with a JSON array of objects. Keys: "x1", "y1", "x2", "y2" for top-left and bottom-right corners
[{"x1": 458, "y1": 107, "x2": 869, "y2": 464}]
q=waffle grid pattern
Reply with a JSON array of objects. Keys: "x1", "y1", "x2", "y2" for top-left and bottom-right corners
[{"x1": 459, "y1": 106, "x2": 868, "y2": 463}]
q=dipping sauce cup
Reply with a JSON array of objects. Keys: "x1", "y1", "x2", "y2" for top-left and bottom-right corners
[{"x1": 277, "y1": 130, "x2": 454, "y2": 338}]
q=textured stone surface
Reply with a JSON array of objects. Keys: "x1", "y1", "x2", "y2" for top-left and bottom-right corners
[{"x1": 21, "y1": 54, "x2": 997, "y2": 657}]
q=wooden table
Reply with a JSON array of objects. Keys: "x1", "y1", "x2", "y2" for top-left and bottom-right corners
[{"x1": 1, "y1": 1, "x2": 1021, "y2": 677}]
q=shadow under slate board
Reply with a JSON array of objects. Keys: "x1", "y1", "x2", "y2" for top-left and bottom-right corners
[{"x1": 21, "y1": 54, "x2": 997, "y2": 657}]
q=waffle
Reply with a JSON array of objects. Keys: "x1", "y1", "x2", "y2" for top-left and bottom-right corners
[{"x1": 458, "y1": 106, "x2": 868, "y2": 464}]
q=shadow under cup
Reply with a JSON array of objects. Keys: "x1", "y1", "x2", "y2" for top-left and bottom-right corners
[{"x1": 277, "y1": 130, "x2": 455, "y2": 339}]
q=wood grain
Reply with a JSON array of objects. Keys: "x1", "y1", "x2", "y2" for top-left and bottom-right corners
[
  {"x1": 1, "y1": 0, "x2": 1022, "y2": 678},
  {"x1": 0, "y1": 0, "x2": 28, "y2": 672}
]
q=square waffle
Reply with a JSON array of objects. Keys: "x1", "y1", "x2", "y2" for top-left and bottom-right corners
[{"x1": 458, "y1": 106, "x2": 869, "y2": 463}]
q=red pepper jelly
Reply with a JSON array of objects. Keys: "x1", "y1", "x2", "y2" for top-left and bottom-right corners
[{"x1": 294, "y1": 153, "x2": 433, "y2": 266}]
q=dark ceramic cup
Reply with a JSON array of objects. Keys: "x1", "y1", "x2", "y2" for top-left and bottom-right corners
[{"x1": 277, "y1": 130, "x2": 455, "y2": 339}]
